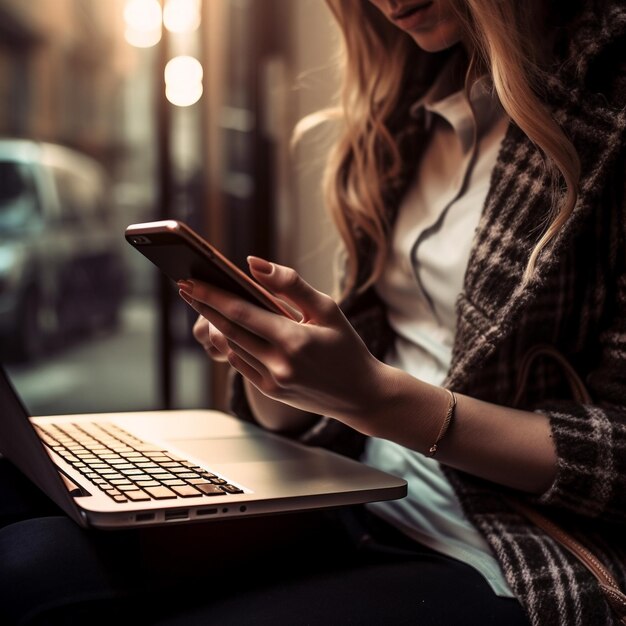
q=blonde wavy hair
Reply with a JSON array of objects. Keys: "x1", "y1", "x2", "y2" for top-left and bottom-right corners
[{"x1": 316, "y1": 0, "x2": 580, "y2": 297}]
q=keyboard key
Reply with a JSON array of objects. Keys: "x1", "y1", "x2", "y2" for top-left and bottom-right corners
[
  {"x1": 37, "y1": 422, "x2": 243, "y2": 504},
  {"x1": 144, "y1": 486, "x2": 177, "y2": 500},
  {"x1": 157, "y1": 473, "x2": 176, "y2": 481},
  {"x1": 196, "y1": 484, "x2": 226, "y2": 496},
  {"x1": 221, "y1": 484, "x2": 244, "y2": 494},
  {"x1": 171, "y1": 485, "x2": 202, "y2": 498},
  {"x1": 125, "y1": 490, "x2": 151, "y2": 502},
  {"x1": 97, "y1": 471, "x2": 120, "y2": 478}
]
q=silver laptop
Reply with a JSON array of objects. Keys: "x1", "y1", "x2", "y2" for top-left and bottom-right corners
[{"x1": 0, "y1": 365, "x2": 406, "y2": 529}]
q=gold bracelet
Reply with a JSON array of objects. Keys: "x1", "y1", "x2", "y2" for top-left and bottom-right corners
[{"x1": 427, "y1": 389, "x2": 457, "y2": 457}]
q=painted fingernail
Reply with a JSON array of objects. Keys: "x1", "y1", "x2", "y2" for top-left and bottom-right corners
[
  {"x1": 247, "y1": 256, "x2": 273, "y2": 274},
  {"x1": 177, "y1": 280, "x2": 194, "y2": 294},
  {"x1": 178, "y1": 290, "x2": 193, "y2": 305}
]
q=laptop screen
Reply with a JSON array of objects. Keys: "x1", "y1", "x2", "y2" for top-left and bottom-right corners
[{"x1": 0, "y1": 365, "x2": 84, "y2": 524}]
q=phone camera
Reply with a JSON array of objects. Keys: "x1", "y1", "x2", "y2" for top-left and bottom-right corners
[{"x1": 132, "y1": 236, "x2": 151, "y2": 244}]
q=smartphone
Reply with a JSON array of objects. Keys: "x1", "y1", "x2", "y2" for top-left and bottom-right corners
[{"x1": 125, "y1": 220, "x2": 298, "y2": 319}]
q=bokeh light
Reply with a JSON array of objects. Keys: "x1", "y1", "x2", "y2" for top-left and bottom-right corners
[
  {"x1": 164, "y1": 56, "x2": 204, "y2": 106},
  {"x1": 163, "y1": 0, "x2": 201, "y2": 33},
  {"x1": 124, "y1": 0, "x2": 162, "y2": 48}
]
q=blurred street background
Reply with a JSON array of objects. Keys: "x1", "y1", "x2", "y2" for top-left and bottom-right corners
[
  {"x1": 8, "y1": 297, "x2": 205, "y2": 415},
  {"x1": 0, "y1": 0, "x2": 341, "y2": 416}
]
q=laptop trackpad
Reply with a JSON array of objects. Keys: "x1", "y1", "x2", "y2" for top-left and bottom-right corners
[{"x1": 165, "y1": 436, "x2": 304, "y2": 464}]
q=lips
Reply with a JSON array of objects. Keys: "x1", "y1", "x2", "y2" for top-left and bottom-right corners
[{"x1": 391, "y1": 1, "x2": 434, "y2": 21}]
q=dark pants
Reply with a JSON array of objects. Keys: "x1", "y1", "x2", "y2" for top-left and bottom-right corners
[{"x1": 0, "y1": 459, "x2": 530, "y2": 625}]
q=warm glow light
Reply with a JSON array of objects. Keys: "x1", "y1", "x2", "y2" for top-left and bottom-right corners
[
  {"x1": 164, "y1": 55, "x2": 203, "y2": 85},
  {"x1": 163, "y1": 0, "x2": 201, "y2": 33},
  {"x1": 166, "y1": 83, "x2": 203, "y2": 107},
  {"x1": 125, "y1": 27, "x2": 162, "y2": 48},
  {"x1": 124, "y1": 0, "x2": 162, "y2": 48},
  {"x1": 164, "y1": 56, "x2": 203, "y2": 107}
]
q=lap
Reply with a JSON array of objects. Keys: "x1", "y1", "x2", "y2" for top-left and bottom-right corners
[
  {"x1": 0, "y1": 458, "x2": 63, "y2": 528},
  {"x1": 0, "y1": 459, "x2": 530, "y2": 626},
  {"x1": 0, "y1": 509, "x2": 355, "y2": 625},
  {"x1": 155, "y1": 558, "x2": 528, "y2": 626}
]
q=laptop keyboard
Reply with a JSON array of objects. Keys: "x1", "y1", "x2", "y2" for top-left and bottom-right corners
[{"x1": 35, "y1": 422, "x2": 244, "y2": 503}]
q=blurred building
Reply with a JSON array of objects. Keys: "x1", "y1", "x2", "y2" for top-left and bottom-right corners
[
  {"x1": 198, "y1": 0, "x2": 341, "y2": 406},
  {"x1": 0, "y1": 0, "x2": 130, "y2": 168},
  {"x1": 0, "y1": 0, "x2": 343, "y2": 411},
  {"x1": 200, "y1": 0, "x2": 340, "y2": 289},
  {"x1": 0, "y1": 0, "x2": 341, "y2": 284}
]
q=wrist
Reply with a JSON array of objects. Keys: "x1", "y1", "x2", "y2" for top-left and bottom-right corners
[{"x1": 356, "y1": 363, "x2": 452, "y2": 453}]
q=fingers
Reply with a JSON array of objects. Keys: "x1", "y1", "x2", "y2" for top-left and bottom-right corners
[
  {"x1": 182, "y1": 288, "x2": 277, "y2": 365},
  {"x1": 180, "y1": 281, "x2": 292, "y2": 343},
  {"x1": 191, "y1": 314, "x2": 229, "y2": 362},
  {"x1": 192, "y1": 314, "x2": 209, "y2": 344},
  {"x1": 247, "y1": 257, "x2": 338, "y2": 324},
  {"x1": 190, "y1": 311, "x2": 268, "y2": 386},
  {"x1": 186, "y1": 295, "x2": 278, "y2": 391},
  {"x1": 224, "y1": 339, "x2": 267, "y2": 385}
]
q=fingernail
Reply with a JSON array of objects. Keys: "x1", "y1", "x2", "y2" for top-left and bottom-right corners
[
  {"x1": 178, "y1": 290, "x2": 193, "y2": 305},
  {"x1": 177, "y1": 280, "x2": 194, "y2": 294},
  {"x1": 247, "y1": 256, "x2": 273, "y2": 274}
]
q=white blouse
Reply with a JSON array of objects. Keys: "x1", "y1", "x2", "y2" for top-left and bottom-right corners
[{"x1": 364, "y1": 59, "x2": 514, "y2": 597}]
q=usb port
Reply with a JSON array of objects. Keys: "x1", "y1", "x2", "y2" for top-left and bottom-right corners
[
  {"x1": 135, "y1": 513, "x2": 155, "y2": 522},
  {"x1": 165, "y1": 509, "x2": 189, "y2": 521}
]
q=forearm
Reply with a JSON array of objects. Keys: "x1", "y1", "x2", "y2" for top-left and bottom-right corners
[
  {"x1": 243, "y1": 378, "x2": 319, "y2": 434},
  {"x1": 183, "y1": 270, "x2": 557, "y2": 494},
  {"x1": 355, "y1": 364, "x2": 557, "y2": 495}
]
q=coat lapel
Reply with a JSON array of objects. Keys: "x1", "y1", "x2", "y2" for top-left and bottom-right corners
[{"x1": 447, "y1": 4, "x2": 626, "y2": 392}]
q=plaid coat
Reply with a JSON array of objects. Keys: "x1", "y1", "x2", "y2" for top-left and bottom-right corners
[{"x1": 231, "y1": 2, "x2": 626, "y2": 624}]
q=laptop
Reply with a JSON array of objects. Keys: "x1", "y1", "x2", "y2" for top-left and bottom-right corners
[{"x1": 0, "y1": 365, "x2": 406, "y2": 529}]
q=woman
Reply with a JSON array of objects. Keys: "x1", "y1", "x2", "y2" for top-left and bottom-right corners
[
  {"x1": 0, "y1": 0, "x2": 624, "y2": 624},
  {"x1": 184, "y1": 0, "x2": 626, "y2": 624}
]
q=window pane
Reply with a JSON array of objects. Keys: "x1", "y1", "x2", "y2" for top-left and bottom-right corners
[{"x1": 0, "y1": 0, "x2": 208, "y2": 415}]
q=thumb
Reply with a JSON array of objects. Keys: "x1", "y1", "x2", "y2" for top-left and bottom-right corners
[{"x1": 247, "y1": 256, "x2": 335, "y2": 323}]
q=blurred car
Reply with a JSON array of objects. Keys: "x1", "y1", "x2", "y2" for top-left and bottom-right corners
[{"x1": 0, "y1": 139, "x2": 127, "y2": 361}]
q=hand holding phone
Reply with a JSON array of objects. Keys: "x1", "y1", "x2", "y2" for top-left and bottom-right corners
[{"x1": 125, "y1": 220, "x2": 298, "y2": 319}]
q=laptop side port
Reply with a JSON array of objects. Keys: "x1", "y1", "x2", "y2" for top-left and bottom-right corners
[
  {"x1": 196, "y1": 508, "x2": 218, "y2": 517},
  {"x1": 135, "y1": 513, "x2": 155, "y2": 522},
  {"x1": 165, "y1": 509, "x2": 189, "y2": 521}
]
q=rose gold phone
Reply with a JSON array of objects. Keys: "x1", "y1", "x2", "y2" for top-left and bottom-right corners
[{"x1": 125, "y1": 220, "x2": 298, "y2": 319}]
